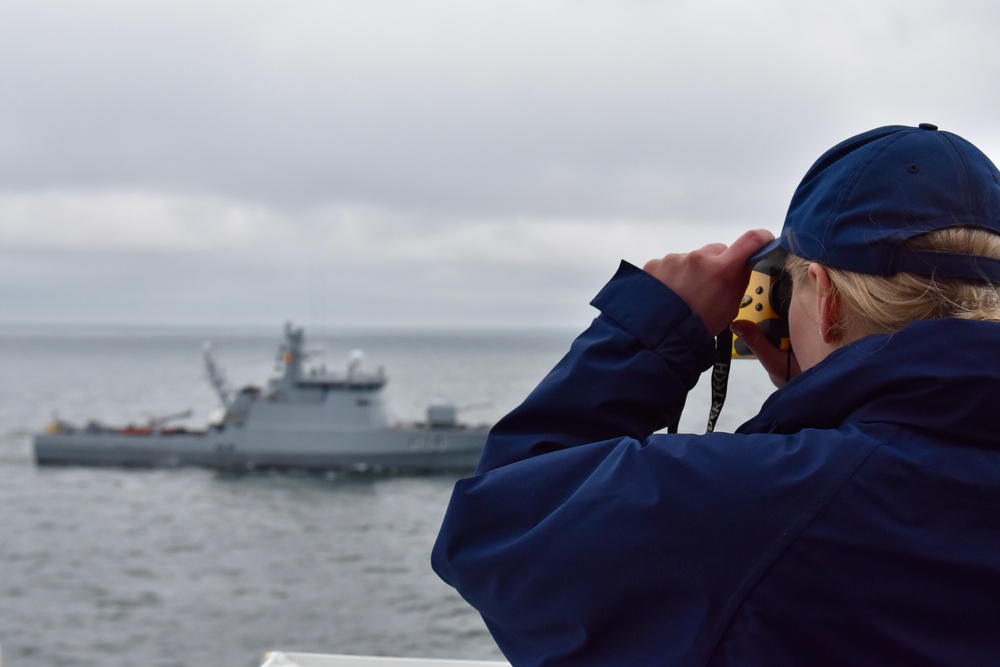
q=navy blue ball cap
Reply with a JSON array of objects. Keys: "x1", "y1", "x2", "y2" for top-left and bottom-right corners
[{"x1": 754, "y1": 124, "x2": 1000, "y2": 282}]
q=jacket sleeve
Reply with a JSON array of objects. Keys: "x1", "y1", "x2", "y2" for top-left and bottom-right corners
[
  {"x1": 473, "y1": 260, "x2": 717, "y2": 474},
  {"x1": 433, "y1": 261, "x2": 729, "y2": 664}
]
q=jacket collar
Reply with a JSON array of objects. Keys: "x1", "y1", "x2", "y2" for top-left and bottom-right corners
[{"x1": 739, "y1": 318, "x2": 1000, "y2": 447}]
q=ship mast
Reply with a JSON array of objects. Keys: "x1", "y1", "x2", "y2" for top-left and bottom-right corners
[{"x1": 203, "y1": 342, "x2": 233, "y2": 408}]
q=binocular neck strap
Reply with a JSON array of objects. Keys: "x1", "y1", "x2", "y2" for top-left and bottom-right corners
[
  {"x1": 667, "y1": 329, "x2": 732, "y2": 434},
  {"x1": 707, "y1": 329, "x2": 732, "y2": 433}
]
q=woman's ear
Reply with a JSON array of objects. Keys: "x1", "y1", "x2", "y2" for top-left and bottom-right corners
[{"x1": 808, "y1": 263, "x2": 843, "y2": 345}]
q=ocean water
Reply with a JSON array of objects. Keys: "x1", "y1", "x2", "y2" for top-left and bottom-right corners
[{"x1": 0, "y1": 324, "x2": 774, "y2": 666}]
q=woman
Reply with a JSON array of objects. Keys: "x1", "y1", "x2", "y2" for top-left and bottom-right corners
[{"x1": 432, "y1": 124, "x2": 1000, "y2": 665}]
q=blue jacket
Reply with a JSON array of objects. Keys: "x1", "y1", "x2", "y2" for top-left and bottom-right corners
[{"x1": 432, "y1": 261, "x2": 1000, "y2": 666}]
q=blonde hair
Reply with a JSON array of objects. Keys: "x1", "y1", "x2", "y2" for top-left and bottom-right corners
[{"x1": 786, "y1": 228, "x2": 1000, "y2": 334}]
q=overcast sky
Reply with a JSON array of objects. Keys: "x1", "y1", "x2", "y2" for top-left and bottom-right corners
[{"x1": 2, "y1": 0, "x2": 999, "y2": 330}]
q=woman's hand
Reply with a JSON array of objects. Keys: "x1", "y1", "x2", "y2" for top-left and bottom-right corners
[
  {"x1": 642, "y1": 229, "x2": 774, "y2": 336},
  {"x1": 730, "y1": 320, "x2": 801, "y2": 388}
]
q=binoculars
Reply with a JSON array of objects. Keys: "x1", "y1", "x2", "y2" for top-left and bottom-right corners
[{"x1": 732, "y1": 258, "x2": 791, "y2": 358}]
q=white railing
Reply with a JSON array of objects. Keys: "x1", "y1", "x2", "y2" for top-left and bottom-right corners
[{"x1": 260, "y1": 652, "x2": 509, "y2": 667}]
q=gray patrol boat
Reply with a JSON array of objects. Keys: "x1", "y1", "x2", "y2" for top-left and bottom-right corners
[{"x1": 34, "y1": 323, "x2": 490, "y2": 471}]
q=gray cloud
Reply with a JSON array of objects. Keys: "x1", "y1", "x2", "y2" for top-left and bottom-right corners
[{"x1": 2, "y1": 0, "x2": 999, "y2": 327}]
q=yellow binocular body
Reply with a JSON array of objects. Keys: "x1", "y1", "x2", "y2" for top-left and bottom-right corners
[{"x1": 732, "y1": 269, "x2": 791, "y2": 358}]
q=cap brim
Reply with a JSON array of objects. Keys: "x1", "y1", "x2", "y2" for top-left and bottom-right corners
[{"x1": 748, "y1": 238, "x2": 788, "y2": 274}]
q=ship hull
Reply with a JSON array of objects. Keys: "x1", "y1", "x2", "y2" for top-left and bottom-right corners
[{"x1": 33, "y1": 426, "x2": 490, "y2": 472}]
